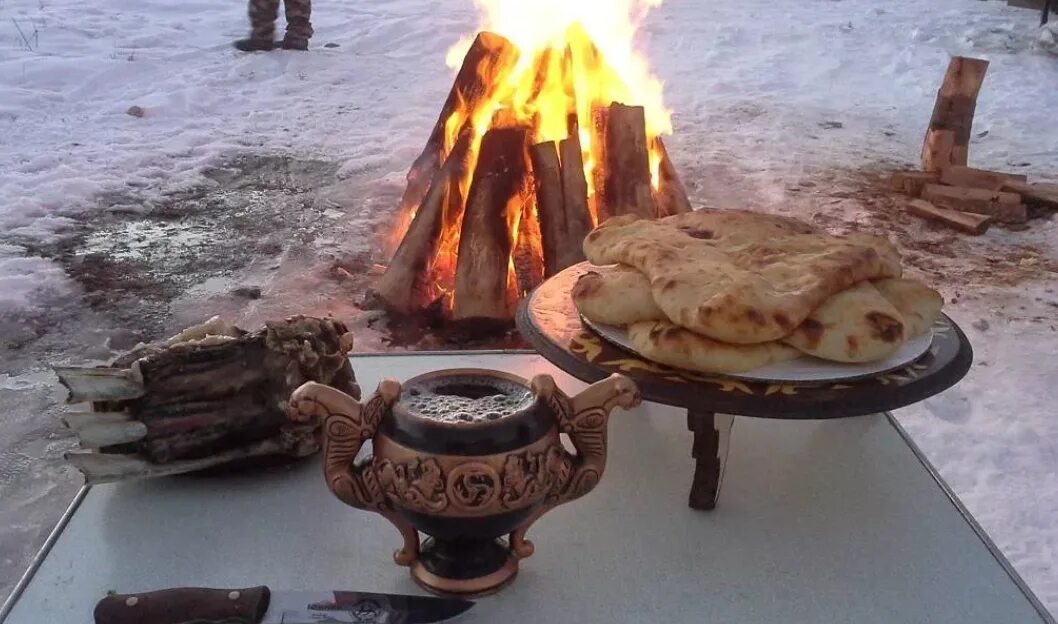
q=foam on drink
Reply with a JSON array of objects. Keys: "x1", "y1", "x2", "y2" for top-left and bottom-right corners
[{"x1": 402, "y1": 375, "x2": 534, "y2": 424}]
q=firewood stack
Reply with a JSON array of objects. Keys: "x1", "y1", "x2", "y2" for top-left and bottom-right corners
[
  {"x1": 891, "y1": 56, "x2": 1058, "y2": 234},
  {"x1": 371, "y1": 32, "x2": 692, "y2": 326}
]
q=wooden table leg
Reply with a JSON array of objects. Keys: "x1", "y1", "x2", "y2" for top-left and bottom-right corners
[{"x1": 686, "y1": 410, "x2": 735, "y2": 510}]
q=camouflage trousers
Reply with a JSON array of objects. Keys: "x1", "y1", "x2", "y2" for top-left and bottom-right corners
[{"x1": 248, "y1": 0, "x2": 312, "y2": 42}]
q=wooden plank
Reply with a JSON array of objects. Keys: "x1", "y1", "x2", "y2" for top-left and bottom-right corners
[
  {"x1": 1001, "y1": 180, "x2": 1058, "y2": 211},
  {"x1": 889, "y1": 171, "x2": 940, "y2": 197},
  {"x1": 906, "y1": 199, "x2": 993, "y2": 235},
  {"x1": 940, "y1": 166, "x2": 1028, "y2": 191},
  {"x1": 921, "y1": 184, "x2": 1026, "y2": 223}
]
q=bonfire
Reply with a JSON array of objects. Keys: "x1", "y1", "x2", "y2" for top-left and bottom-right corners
[{"x1": 372, "y1": 0, "x2": 691, "y2": 325}]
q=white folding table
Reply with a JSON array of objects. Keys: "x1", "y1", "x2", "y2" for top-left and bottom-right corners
[{"x1": 1, "y1": 353, "x2": 1052, "y2": 623}]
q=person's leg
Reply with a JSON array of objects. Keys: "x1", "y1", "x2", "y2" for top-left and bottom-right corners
[
  {"x1": 234, "y1": 0, "x2": 280, "y2": 51},
  {"x1": 281, "y1": 0, "x2": 313, "y2": 50}
]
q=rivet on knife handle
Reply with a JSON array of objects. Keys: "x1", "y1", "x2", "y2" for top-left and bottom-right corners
[{"x1": 93, "y1": 586, "x2": 270, "y2": 624}]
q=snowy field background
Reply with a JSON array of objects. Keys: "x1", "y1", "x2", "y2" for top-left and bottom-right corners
[{"x1": 1, "y1": 0, "x2": 1057, "y2": 614}]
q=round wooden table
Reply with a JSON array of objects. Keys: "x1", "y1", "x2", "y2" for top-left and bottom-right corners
[{"x1": 516, "y1": 263, "x2": 974, "y2": 510}]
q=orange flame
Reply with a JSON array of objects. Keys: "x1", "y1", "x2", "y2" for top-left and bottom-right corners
[{"x1": 444, "y1": 0, "x2": 671, "y2": 204}]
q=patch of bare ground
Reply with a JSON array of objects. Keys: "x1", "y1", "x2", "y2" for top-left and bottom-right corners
[{"x1": 767, "y1": 164, "x2": 1058, "y2": 291}]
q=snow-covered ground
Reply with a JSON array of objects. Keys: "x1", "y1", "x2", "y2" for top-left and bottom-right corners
[{"x1": 1, "y1": 0, "x2": 1057, "y2": 614}]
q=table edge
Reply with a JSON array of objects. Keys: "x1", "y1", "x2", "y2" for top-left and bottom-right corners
[
  {"x1": 884, "y1": 412, "x2": 1056, "y2": 624},
  {"x1": 0, "y1": 485, "x2": 90, "y2": 624}
]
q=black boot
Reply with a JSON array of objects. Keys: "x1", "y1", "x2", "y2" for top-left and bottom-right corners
[
  {"x1": 279, "y1": 37, "x2": 308, "y2": 50},
  {"x1": 233, "y1": 38, "x2": 276, "y2": 52}
]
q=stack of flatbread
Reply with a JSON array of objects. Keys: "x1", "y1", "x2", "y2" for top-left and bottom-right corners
[{"x1": 572, "y1": 210, "x2": 943, "y2": 374}]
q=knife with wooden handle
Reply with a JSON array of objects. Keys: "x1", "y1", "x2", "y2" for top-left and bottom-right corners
[{"x1": 93, "y1": 586, "x2": 474, "y2": 624}]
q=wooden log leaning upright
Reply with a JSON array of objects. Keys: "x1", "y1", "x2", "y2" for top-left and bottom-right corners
[
  {"x1": 590, "y1": 105, "x2": 612, "y2": 223},
  {"x1": 921, "y1": 56, "x2": 989, "y2": 172},
  {"x1": 531, "y1": 136, "x2": 594, "y2": 277},
  {"x1": 600, "y1": 103, "x2": 655, "y2": 220},
  {"x1": 655, "y1": 137, "x2": 693, "y2": 216},
  {"x1": 373, "y1": 131, "x2": 473, "y2": 314},
  {"x1": 453, "y1": 126, "x2": 530, "y2": 322},
  {"x1": 559, "y1": 133, "x2": 594, "y2": 260},
  {"x1": 396, "y1": 33, "x2": 520, "y2": 219},
  {"x1": 531, "y1": 141, "x2": 569, "y2": 277}
]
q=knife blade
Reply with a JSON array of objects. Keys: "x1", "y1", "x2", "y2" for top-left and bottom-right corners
[{"x1": 93, "y1": 586, "x2": 474, "y2": 624}]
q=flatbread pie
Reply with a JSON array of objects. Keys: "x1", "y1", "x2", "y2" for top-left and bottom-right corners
[
  {"x1": 572, "y1": 263, "x2": 937, "y2": 364},
  {"x1": 583, "y1": 211, "x2": 902, "y2": 344},
  {"x1": 781, "y1": 281, "x2": 905, "y2": 363},
  {"x1": 873, "y1": 278, "x2": 944, "y2": 337},
  {"x1": 572, "y1": 264, "x2": 664, "y2": 326},
  {"x1": 628, "y1": 321, "x2": 802, "y2": 374}
]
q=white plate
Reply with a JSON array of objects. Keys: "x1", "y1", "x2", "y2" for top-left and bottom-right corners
[{"x1": 581, "y1": 316, "x2": 935, "y2": 383}]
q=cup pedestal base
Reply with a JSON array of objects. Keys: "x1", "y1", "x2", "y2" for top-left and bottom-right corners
[{"x1": 410, "y1": 537, "x2": 519, "y2": 598}]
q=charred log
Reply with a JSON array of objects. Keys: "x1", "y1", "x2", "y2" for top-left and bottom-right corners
[
  {"x1": 559, "y1": 132, "x2": 594, "y2": 248},
  {"x1": 530, "y1": 141, "x2": 568, "y2": 277},
  {"x1": 601, "y1": 103, "x2": 654, "y2": 220},
  {"x1": 373, "y1": 130, "x2": 473, "y2": 313},
  {"x1": 654, "y1": 137, "x2": 693, "y2": 216},
  {"x1": 452, "y1": 126, "x2": 531, "y2": 322},
  {"x1": 394, "y1": 32, "x2": 520, "y2": 236}
]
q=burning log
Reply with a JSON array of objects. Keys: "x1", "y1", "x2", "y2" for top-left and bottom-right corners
[
  {"x1": 378, "y1": 28, "x2": 695, "y2": 324},
  {"x1": 655, "y1": 137, "x2": 693, "y2": 216},
  {"x1": 559, "y1": 132, "x2": 594, "y2": 244},
  {"x1": 396, "y1": 33, "x2": 520, "y2": 229},
  {"x1": 532, "y1": 136, "x2": 596, "y2": 277},
  {"x1": 513, "y1": 190, "x2": 545, "y2": 295},
  {"x1": 590, "y1": 105, "x2": 611, "y2": 221},
  {"x1": 600, "y1": 103, "x2": 655, "y2": 220},
  {"x1": 373, "y1": 131, "x2": 473, "y2": 313},
  {"x1": 921, "y1": 56, "x2": 989, "y2": 172},
  {"x1": 453, "y1": 126, "x2": 531, "y2": 322},
  {"x1": 531, "y1": 141, "x2": 568, "y2": 277}
]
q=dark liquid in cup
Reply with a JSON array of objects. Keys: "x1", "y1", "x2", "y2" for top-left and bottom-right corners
[{"x1": 402, "y1": 375, "x2": 533, "y2": 424}]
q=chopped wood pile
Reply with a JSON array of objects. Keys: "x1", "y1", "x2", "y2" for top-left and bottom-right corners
[{"x1": 892, "y1": 56, "x2": 1057, "y2": 234}]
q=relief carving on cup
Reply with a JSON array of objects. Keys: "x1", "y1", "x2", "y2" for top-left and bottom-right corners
[{"x1": 374, "y1": 442, "x2": 572, "y2": 516}]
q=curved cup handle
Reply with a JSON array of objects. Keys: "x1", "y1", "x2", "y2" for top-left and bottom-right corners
[
  {"x1": 509, "y1": 374, "x2": 641, "y2": 559},
  {"x1": 288, "y1": 380, "x2": 420, "y2": 566}
]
